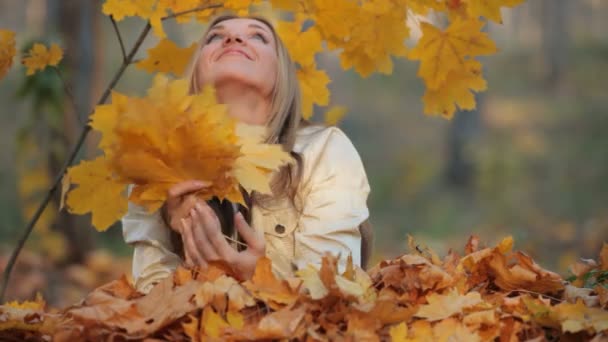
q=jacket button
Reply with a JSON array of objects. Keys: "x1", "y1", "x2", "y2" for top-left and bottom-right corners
[{"x1": 274, "y1": 224, "x2": 285, "y2": 234}]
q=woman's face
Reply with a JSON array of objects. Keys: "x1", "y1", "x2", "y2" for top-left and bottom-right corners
[{"x1": 197, "y1": 18, "x2": 278, "y2": 101}]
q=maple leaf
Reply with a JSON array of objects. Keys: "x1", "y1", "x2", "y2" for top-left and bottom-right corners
[
  {"x1": 0, "y1": 29, "x2": 16, "y2": 80},
  {"x1": 276, "y1": 21, "x2": 322, "y2": 68},
  {"x1": 243, "y1": 257, "x2": 299, "y2": 309},
  {"x1": 201, "y1": 306, "x2": 230, "y2": 338},
  {"x1": 297, "y1": 264, "x2": 329, "y2": 300},
  {"x1": 408, "y1": 19, "x2": 496, "y2": 90},
  {"x1": 389, "y1": 322, "x2": 409, "y2": 341},
  {"x1": 422, "y1": 59, "x2": 487, "y2": 118},
  {"x1": 65, "y1": 75, "x2": 291, "y2": 230},
  {"x1": 21, "y1": 43, "x2": 63, "y2": 76},
  {"x1": 103, "y1": 0, "x2": 170, "y2": 37},
  {"x1": 554, "y1": 299, "x2": 608, "y2": 333},
  {"x1": 102, "y1": 0, "x2": 155, "y2": 21},
  {"x1": 136, "y1": 38, "x2": 197, "y2": 76},
  {"x1": 233, "y1": 124, "x2": 294, "y2": 195},
  {"x1": 310, "y1": 0, "x2": 358, "y2": 40},
  {"x1": 415, "y1": 289, "x2": 484, "y2": 321},
  {"x1": 433, "y1": 317, "x2": 481, "y2": 342},
  {"x1": 467, "y1": 0, "x2": 526, "y2": 23},
  {"x1": 338, "y1": 0, "x2": 409, "y2": 77},
  {"x1": 297, "y1": 65, "x2": 330, "y2": 119},
  {"x1": 324, "y1": 106, "x2": 347, "y2": 126},
  {"x1": 65, "y1": 156, "x2": 127, "y2": 231}
]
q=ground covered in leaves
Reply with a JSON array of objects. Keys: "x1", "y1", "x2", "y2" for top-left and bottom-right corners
[{"x1": 1, "y1": 236, "x2": 607, "y2": 341}]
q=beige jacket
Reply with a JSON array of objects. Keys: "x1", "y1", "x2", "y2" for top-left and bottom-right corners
[{"x1": 122, "y1": 125, "x2": 371, "y2": 293}]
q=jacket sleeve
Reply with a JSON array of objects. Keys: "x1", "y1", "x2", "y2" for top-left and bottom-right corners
[
  {"x1": 293, "y1": 127, "x2": 370, "y2": 272},
  {"x1": 122, "y1": 188, "x2": 181, "y2": 293}
]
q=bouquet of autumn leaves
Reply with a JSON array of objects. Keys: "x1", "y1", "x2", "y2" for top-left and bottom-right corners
[{"x1": 62, "y1": 74, "x2": 292, "y2": 231}]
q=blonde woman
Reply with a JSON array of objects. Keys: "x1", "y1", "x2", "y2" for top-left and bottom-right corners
[{"x1": 122, "y1": 15, "x2": 372, "y2": 293}]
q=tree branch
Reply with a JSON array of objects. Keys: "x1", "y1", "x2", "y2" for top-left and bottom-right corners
[
  {"x1": 54, "y1": 67, "x2": 84, "y2": 127},
  {"x1": 110, "y1": 16, "x2": 128, "y2": 63},
  {"x1": 0, "y1": 22, "x2": 152, "y2": 303},
  {"x1": 161, "y1": 3, "x2": 223, "y2": 21}
]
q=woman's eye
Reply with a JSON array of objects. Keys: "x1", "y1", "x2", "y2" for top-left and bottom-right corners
[
  {"x1": 205, "y1": 34, "x2": 222, "y2": 44},
  {"x1": 252, "y1": 33, "x2": 267, "y2": 43}
]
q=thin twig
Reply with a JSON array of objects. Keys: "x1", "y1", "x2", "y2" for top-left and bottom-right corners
[
  {"x1": 506, "y1": 289, "x2": 564, "y2": 303},
  {"x1": 224, "y1": 234, "x2": 248, "y2": 248},
  {"x1": 110, "y1": 16, "x2": 127, "y2": 63},
  {"x1": 54, "y1": 67, "x2": 84, "y2": 126},
  {"x1": 161, "y1": 4, "x2": 223, "y2": 21},
  {"x1": 0, "y1": 22, "x2": 153, "y2": 303}
]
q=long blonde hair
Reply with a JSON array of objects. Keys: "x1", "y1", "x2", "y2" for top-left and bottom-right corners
[{"x1": 184, "y1": 14, "x2": 305, "y2": 208}]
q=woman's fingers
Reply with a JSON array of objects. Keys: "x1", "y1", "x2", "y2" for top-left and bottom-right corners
[
  {"x1": 180, "y1": 217, "x2": 207, "y2": 268},
  {"x1": 234, "y1": 212, "x2": 265, "y2": 253},
  {"x1": 167, "y1": 180, "x2": 211, "y2": 199},
  {"x1": 195, "y1": 202, "x2": 237, "y2": 262},
  {"x1": 190, "y1": 205, "x2": 220, "y2": 261}
]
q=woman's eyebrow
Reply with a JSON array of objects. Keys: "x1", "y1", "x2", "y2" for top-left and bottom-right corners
[{"x1": 249, "y1": 23, "x2": 271, "y2": 34}]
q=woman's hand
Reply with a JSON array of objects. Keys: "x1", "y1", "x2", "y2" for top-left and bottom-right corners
[
  {"x1": 180, "y1": 201, "x2": 266, "y2": 280},
  {"x1": 162, "y1": 180, "x2": 210, "y2": 233}
]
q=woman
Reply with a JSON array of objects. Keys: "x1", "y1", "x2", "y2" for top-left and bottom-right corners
[{"x1": 122, "y1": 15, "x2": 372, "y2": 293}]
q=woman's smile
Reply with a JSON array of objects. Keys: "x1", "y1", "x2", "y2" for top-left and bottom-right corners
[{"x1": 217, "y1": 48, "x2": 252, "y2": 61}]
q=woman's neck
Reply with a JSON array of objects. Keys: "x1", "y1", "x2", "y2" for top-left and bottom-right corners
[{"x1": 215, "y1": 82, "x2": 271, "y2": 125}]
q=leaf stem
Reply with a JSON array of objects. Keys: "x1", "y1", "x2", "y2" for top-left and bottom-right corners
[{"x1": 0, "y1": 22, "x2": 152, "y2": 303}]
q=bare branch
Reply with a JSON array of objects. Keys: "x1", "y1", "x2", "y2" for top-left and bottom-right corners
[
  {"x1": 0, "y1": 22, "x2": 153, "y2": 302},
  {"x1": 54, "y1": 67, "x2": 84, "y2": 126},
  {"x1": 161, "y1": 3, "x2": 223, "y2": 21},
  {"x1": 110, "y1": 16, "x2": 127, "y2": 63}
]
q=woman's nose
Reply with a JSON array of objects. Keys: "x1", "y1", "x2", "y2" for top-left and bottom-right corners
[{"x1": 223, "y1": 34, "x2": 244, "y2": 45}]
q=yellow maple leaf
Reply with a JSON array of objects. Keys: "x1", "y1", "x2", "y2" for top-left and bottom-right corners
[
  {"x1": 0, "y1": 29, "x2": 16, "y2": 80},
  {"x1": 201, "y1": 306, "x2": 230, "y2": 338},
  {"x1": 407, "y1": 0, "x2": 446, "y2": 15},
  {"x1": 324, "y1": 106, "x2": 347, "y2": 126},
  {"x1": 65, "y1": 156, "x2": 128, "y2": 231},
  {"x1": 181, "y1": 314, "x2": 200, "y2": 342},
  {"x1": 554, "y1": 299, "x2": 608, "y2": 333},
  {"x1": 297, "y1": 65, "x2": 330, "y2": 119},
  {"x1": 158, "y1": 0, "x2": 205, "y2": 23},
  {"x1": 65, "y1": 74, "x2": 291, "y2": 230},
  {"x1": 233, "y1": 123, "x2": 293, "y2": 194},
  {"x1": 103, "y1": 0, "x2": 169, "y2": 37},
  {"x1": 408, "y1": 19, "x2": 496, "y2": 90},
  {"x1": 276, "y1": 21, "x2": 322, "y2": 68},
  {"x1": 467, "y1": 0, "x2": 525, "y2": 23},
  {"x1": 22, "y1": 43, "x2": 63, "y2": 76},
  {"x1": 270, "y1": 0, "x2": 300, "y2": 11},
  {"x1": 296, "y1": 264, "x2": 329, "y2": 300},
  {"x1": 311, "y1": 0, "x2": 359, "y2": 43},
  {"x1": 433, "y1": 318, "x2": 481, "y2": 342},
  {"x1": 338, "y1": 0, "x2": 409, "y2": 77},
  {"x1": 5, "y1": 293, "x2": 45, "y2": 310},
  {"x1": 389, "y1": 322, "x2": 409, "y2": 342},
  {"x1": 136, "y1": 38, "x2": 197, "y2": 76},
  {"x1": 415, "y1": 288, "x2": 484, "y2": 321},
  {"x1": 422, "y1": 59, "x2": 487, "y2": 118},
  {"x1": 102, "y1": 0, "x2": 155, "y2": 21}
]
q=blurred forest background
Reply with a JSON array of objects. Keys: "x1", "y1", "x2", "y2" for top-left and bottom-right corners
[{"x1": 0, "y1": 0, "x2": 607, "y2": 306}]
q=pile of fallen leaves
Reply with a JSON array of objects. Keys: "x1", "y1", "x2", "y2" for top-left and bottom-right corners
[{"x1": 1, "y1": 236, "x2": 606, "y2": 341}]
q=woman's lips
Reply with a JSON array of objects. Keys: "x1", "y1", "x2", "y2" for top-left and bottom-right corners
[{"x1": 218, "y1": 48, "x2": 252, "y2": 60}]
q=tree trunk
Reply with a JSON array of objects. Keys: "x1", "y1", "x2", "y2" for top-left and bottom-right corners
[
  {"x1": 540, "y1": 0, "x2": 568, "y2": 89},
  {"x1": 45, "y1": 0, "x2": 102, "y2": 264}
]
